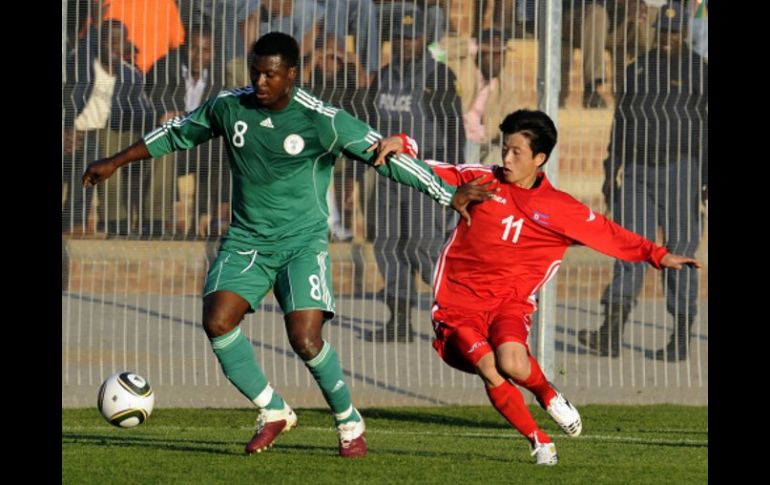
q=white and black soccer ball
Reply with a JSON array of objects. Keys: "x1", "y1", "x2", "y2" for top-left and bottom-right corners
[{"x1": 97, "y1": 372, "x2": 155, "y2": 428}]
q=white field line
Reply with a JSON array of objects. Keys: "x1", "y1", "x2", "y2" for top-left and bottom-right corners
[{"x1": 62, "y1": 425, "x2": 707, "y2": 446}]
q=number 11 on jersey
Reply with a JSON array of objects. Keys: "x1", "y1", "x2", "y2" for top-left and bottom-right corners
[{"x1": 501, "y1": 215, "x2": 523, "y2": 243}]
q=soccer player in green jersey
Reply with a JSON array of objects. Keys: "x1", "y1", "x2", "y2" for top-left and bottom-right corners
[{"x1": 83, "y1": 32, "x2": 493, "y2": 457}]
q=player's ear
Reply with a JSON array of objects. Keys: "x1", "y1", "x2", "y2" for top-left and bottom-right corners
[
  {"x1": 287, "y1": 65, "x2": 297, "y2": 83},
  {"x1": 535, "y1": 153, "x2": 547, "y2": 167}
]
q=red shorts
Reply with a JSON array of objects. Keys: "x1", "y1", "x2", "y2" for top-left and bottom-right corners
[{"x1": 431, "y1": 303, "x2": 532, "y2": 374}]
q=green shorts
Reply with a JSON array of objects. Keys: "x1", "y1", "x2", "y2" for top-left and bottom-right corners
[{"x1": 203, "y1": 246, "x2": 336, "y2": 320}]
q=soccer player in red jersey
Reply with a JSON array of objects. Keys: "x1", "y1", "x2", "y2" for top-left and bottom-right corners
[{"x1": 371, "y1": 109, "x2": 699, "y2": 465}]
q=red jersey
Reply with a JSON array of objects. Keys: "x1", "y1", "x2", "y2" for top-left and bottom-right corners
[{"x1": 427, "y1": 162, "x2": 668, "y2": 313}]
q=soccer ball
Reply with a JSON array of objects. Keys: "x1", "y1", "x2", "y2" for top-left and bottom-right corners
[{"x1": 97, "y1": 372, "x2": 155, "y2": 428}]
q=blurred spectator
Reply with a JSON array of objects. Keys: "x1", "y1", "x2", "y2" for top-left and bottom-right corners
[
  {"x1": 479, "y1": 0, "x2": 516, "y2": 40},
  {"x1": 226, "y1": 0, "x2": 323, "y2": 87},
  {"x1": 444, "y1": 0, "x2": 478, "y2": 37},
  {"x1": 318, "y1": 0, "x2": 380, "y2": 86},
  {"x1": 308, "y1": 34, "x2": 370, "y2": 241},
  {"x1": 579, "y1": 1, "x2": 707, "y2": 361},
  {"x1": 426, "y1": 0, "x2": 478, "y2": 64},
  {"x1": 379, "y1": 0, "x2": 446, "y2": 45},
  {"x1": 65, "y1": 0, "x2": 108, "y2": 62},
  {"x1": 177, "y1": 0, "x2": 259, "y2": 64},
  {"x1": 64, "y1": 0, "x2": 93, "y2": 54},
  {"x1": 561, "y1": 0, "x2": 661, "y2": 108},
  {"x1": 101, "y1": 0, "x2": 186, "y2": 74},
  {"x1": 424, "y1": 0, "x2": 448, "y2": 44},
  {"x1": 687, "y1": 0, "x2": 707, "y2": 60},
  {"x1": 515, "y1": 0, "x2": 537, "y2": 38},
  {"x1": 145, "y1": 22, "x2": 232, "y2": 238},
  {"x1": 64, "y1": 20, "x2": 157, "y2": 235},
  {"x1": 366, "y1": 3, "x2": 465, "y2": 342},
  {"x1": 455, "y1": 28, "x2": 517, "y2": 165},
  {"x1": 63, "y1": 1, "x2": 105, "y2": 233}
]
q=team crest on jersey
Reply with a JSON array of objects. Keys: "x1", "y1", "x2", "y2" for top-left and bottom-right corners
[
  {"x1": 533, "y1": 210, "x2": 551, "y2": 226},
  {"x1": 283, "y1": 134, "x2": 305, "y2": 155}
]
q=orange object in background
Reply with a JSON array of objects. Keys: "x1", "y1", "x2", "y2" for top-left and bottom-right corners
[{"x1": 103, "y1": 0, "x2": 185, "y2": 73}]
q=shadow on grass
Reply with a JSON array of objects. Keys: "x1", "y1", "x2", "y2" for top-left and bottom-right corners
[
  {"x1": 62, "y1": 432, "x2": 516, "y2": 462},
  {"x1": 360, "y1": 408, "x2": 506, "y2": 431},
  {"x1": 280, "y1": 442, "x2": 514, "y2": 463},
  {"x1": 62, "y1": 432, "x2": 240, "y2": 455}
]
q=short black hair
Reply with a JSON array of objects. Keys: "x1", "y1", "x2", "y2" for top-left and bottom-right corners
[
  {"x1": 251, "y1": 32, "x2": 300, "y2": 68},
  {"x1": 499, "y1": 109, "x2": 558, "y2": 162}
]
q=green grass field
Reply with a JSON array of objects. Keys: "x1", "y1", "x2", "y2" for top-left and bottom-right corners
[{"x1": 63, "y1": 405, "x2": 707, "y2": 484}]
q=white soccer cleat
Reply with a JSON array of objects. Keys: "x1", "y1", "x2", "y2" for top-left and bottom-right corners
[
  {"x1": 545, "y1": 393, "x2": 582, "y2": 437},
  {"x1": 530, "y1": 437, "x2": 558, "y2": 465}
]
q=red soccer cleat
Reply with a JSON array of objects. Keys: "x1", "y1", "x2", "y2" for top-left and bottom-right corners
[
  {"x1": 245, "y1": 403, "x2": 298, "y2": 454},
  {"x1": 337, "y1": 411, "x2": 367, "y2": 458}
]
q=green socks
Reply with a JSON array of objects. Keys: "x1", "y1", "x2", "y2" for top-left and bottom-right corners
[
  {"x1": 210, "y1": 327, "x2": 284, "y2": 410},
  {"x1": 212, "y1": 330, "x2": 357, "y2": 421},
  {"x1": 305, "y1": 340, "x2": 360, "y2": 424}
]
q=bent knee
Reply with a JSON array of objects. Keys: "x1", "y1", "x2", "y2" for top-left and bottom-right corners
[
  {"x1": 475, "y1": 354, "x2": 504, "y2": 387},
  {"x1": 202, "y1": 291, "x2": 249, "y2": 338},
  {"x1": 497, "y1": 356, "x2": 531, "y2": 381},
  {"x1": 203, "y1": 317, "x2": 238, "y2": 339},
  {"x1": 288, "y1": 335, "x2": 322, "y2": 361}
]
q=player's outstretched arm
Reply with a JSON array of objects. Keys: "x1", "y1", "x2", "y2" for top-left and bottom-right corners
[
  {"x1": 83, "y1": 97, "x2": 219, "y2": 188},
  {"x1": 365, "y1": 134, "x2": 415, "y2": 167},
  {"x1": 660, "y1": 253, "x2": 701, "y2": 270},
  {"x1": 82, "y1": 139, "x2": 151, "y2": 187},
  {"x1": 368, "y1": 135, "x2": 496, "y2": 225}
]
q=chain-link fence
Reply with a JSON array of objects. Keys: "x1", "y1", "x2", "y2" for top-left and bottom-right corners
[{"x1": 62, "y1": 0, "x2": 707, "y2": 407}]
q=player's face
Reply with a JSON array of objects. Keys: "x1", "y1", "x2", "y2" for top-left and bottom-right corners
[
  {"x1": 250, "y1": 55, "x2": 297, "y2": 110},
  {"x1": 501, "y1": 132, "x2": 546, "y2": 188}
]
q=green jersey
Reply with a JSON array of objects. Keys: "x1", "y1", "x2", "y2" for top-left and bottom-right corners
[{"x1": 144, "y1": 86, "x2": 456, "y2": 252}]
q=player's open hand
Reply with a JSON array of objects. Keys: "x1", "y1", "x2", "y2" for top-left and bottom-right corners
[
  {"x1": 451, "y1": 175, "x2": 498, "y2": 226},
  {"x1": 660, "y1": 253, "x2": 701, "y2": 270},
  {"x1": 82, "y1": 158, "x2": 118, "y2": 187}
]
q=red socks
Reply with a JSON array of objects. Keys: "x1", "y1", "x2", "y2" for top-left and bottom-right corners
[
  {"x1": 514, "y1": 355, "x2": 557, "y2": 408},
  {"x1": 486, "y1": 380, "x2": 551, "y2": 444}
]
